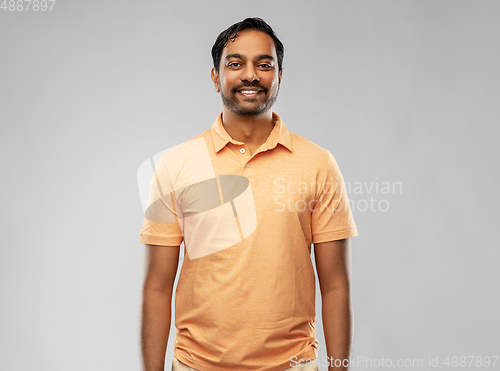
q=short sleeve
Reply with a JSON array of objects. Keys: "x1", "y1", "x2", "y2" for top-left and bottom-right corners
[
  {"x1": 311, "y1": 149, "x2": 358, "y2": 243},
  {"x1": 139, "y1": 155, "x2": 184, "y2": 246}
]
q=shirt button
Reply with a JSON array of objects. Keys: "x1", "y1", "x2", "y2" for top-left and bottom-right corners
[
  {"x1": 240, "y1": 148, "x2": 245, "y2": 153},
  {"x1": 245, "y1": 163, "x2": 250, "y2": 168}
]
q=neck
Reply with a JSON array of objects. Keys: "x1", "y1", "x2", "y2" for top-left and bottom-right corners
[{"x1": 220, "y1": 108, "x2": 275, "y2": 147}]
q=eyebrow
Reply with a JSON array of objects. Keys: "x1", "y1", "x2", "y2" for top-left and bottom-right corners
[{"x1": 225, "y1": 53, "x2": 275, "y2": 62}]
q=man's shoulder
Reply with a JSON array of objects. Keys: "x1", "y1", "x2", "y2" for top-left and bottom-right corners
[
  {"x1": 152, "y1": 128, "x2": 216, "y2": 190},
  {"x1": 157, "y1": 129, "x2": 212, "y2": 165},
  {"x1": 288, "y1": 130, "x2": 330, "y2": 161}
]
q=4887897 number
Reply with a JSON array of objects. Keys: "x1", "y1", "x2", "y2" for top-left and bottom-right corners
[
  {"x1": 443, "y1": 356, "x2": 498, "y2": 368},
  {"x1": 1, "y1": 0, "x2": 56, "y2": 11}
]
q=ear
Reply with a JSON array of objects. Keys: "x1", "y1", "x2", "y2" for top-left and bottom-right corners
[
  {"x1": 211, "y1": 68, "x2": 220, "y2": 93},
  {"x1": 278, "y1": 68, "x2": 283, "y2": 85}
]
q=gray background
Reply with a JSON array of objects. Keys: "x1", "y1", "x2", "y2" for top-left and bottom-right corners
[{"x1": 1, "y1": 0, "x2": 499, "y2": 370}]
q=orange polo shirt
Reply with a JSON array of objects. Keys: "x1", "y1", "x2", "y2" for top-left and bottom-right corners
[{"x1": 139, "y1": 112, "x2": 358, "y2": 371}]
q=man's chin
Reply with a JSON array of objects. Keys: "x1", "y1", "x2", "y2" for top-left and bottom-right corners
[
  {"x1": 232, "y1": 109, "x2": 266, "y2": 117},
  {"x1": 221, "y1": 95, "x2": 275, "y2": 117},
  {"x1": 229, "y1": 104, "x2": 272, "y2": 117}
]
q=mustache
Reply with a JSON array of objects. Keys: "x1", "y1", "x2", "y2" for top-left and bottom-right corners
[{"x1": 232, "y1": 83, "x2": 267, "y2": 93}]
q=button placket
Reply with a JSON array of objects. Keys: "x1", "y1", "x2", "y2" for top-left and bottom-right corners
[{"x1": 240, "y1": 146, "x2": 251, "y2": 169}]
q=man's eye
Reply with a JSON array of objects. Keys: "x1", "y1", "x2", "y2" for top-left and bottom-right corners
[
  {"x1": 259, "y1": 64, "x2": 272, "y2": 69},
  {"x1": 228, "y1": 62, "x2": 241, "y2": 67}
]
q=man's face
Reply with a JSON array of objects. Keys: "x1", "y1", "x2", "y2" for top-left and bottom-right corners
[{"x1": 211, "y1": 30, "x2": 282, "y2": 117}]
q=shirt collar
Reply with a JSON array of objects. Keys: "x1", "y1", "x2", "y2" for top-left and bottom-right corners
[{"x1": 211, "y1": 112, "x2": 293, "y2": 153}]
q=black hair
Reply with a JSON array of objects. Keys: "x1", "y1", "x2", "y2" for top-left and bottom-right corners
[{"x1": 211, "y1": 17, "x2": 284, "y2": 74}]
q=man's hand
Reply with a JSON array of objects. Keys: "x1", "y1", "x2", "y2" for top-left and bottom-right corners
[
  {"x1": 314, "y1": 238, "x2": 352, "y2": 371},
  {"x1": 140, "y1": 244, "x2": 180, "y2": 371}
]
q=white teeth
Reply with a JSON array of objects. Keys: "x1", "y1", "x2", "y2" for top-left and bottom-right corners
[{"x1": 240, "y1": 90, "x2": 260, "y2": 94}]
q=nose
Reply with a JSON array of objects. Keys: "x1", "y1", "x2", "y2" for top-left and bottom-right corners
[{"x1": 240, "y1": 63, "x2": 259, "y2": 82}]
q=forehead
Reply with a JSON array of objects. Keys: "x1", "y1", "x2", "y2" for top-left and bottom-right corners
[{"x1": 222, "y1": 30, "x2": 277, "y2": 59}]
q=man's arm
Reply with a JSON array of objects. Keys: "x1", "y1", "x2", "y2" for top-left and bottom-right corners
[
  {"x1": 314, "y1": 238, "x2": 352, "y2": 371},
  {"x1": 140, "y1": 243, "x2": 180, "y2": 371}
]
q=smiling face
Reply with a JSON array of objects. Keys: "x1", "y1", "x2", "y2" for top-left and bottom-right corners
[{"x1": 211, "y1": 30, "x2": 282, "y2": 117}]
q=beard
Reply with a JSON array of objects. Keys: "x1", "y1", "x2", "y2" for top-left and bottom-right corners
[{"x1": 220, "y1": 84, "x2": 280, "y2": 117}]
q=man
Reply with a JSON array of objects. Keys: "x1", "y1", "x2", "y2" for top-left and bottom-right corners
[{"x1": 139, "y1": 17, "x2": 357, "y2": 371}]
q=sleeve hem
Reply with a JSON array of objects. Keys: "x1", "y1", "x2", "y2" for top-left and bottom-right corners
[
  {"x1": 312, "y1": 227, "x2": 358, "y2": 244},
  {"x1": 139, "y1": 234, "x2": 183, "y2": 246}
]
